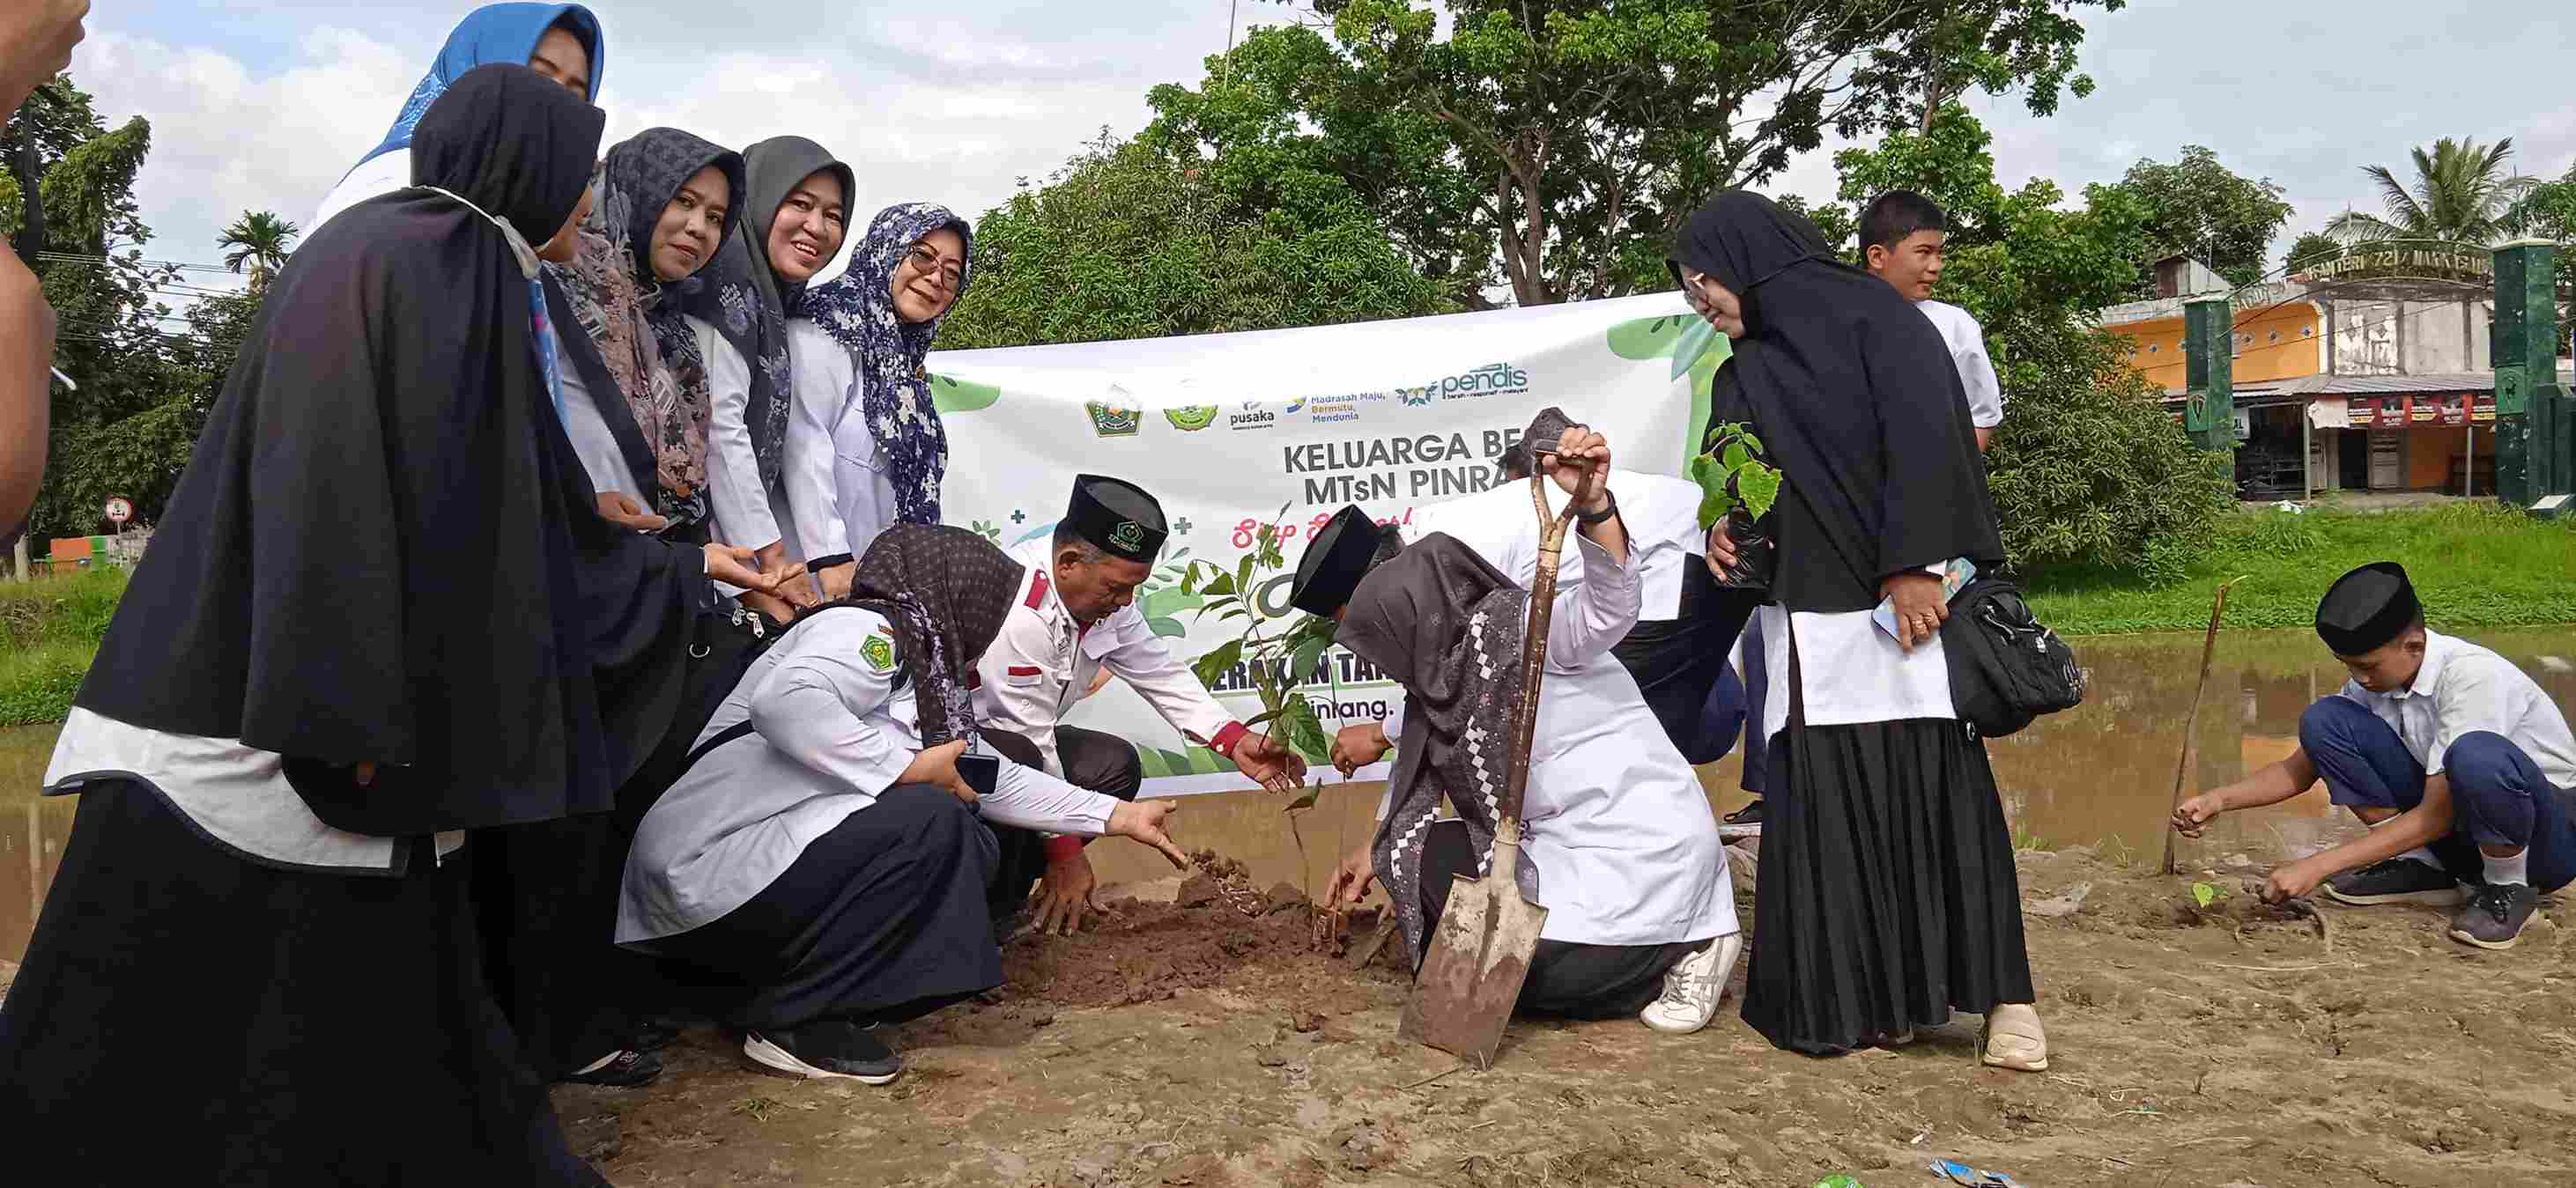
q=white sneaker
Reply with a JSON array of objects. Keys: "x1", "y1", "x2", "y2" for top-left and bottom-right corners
[{"x1": 1640, "y1": 933, "x2": 1743, "y2": 1034}]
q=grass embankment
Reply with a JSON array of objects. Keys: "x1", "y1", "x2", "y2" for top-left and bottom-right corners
[
  {"x1": 0, "y1": 567, "x2": 127, "y2": 726},
  {"x1": 2029, "y1": 502, "x2": 2576, "y2": 636}
]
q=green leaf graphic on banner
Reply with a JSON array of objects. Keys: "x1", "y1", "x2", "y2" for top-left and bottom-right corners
[{"x1": 928, "y1": 373, "x2": 1001, "y2": 414}]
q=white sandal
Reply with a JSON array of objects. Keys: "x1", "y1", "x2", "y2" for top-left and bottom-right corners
[{"x1": 1980, "y1": 1003, "x2": 2048, "y2": 1071}]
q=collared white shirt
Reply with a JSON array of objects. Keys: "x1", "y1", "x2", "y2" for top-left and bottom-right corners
[
  {"x1": 1379, "y1": 532, "x2": 1736, "y2": 948},
  {"x1": 621, "y1": 606, "x2": 1118, "y2": 944},
  {"x1": 2336, "y1": 630, "x2": 2576, "y2": 788},
  {"x1": 1406, "y1": 469, "x2": 1705, "y2": 620},
  {"x1": 551, "y1": 325, "x2": 648, "y2": 499},
  {"x1": 972, "y1": 538, "x2": 1240, "y2": 777},
  {"x1": 1918, "y1": 299, "x2": 2003, "y2": 429},
  {"x1": 692, "y1": 315, "x2": 785, "y2": 556}
]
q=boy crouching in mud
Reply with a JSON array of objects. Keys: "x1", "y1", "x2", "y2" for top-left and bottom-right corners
[{"x1": 2173, "y1": 563, "x2": 2576, "y2": 950}]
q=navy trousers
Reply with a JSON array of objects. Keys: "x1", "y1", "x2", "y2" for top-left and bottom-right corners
[{"x1": 2298, "y1": 696, "x2": 2576, "y2": 891}]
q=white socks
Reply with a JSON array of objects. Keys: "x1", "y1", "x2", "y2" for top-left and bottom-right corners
[{"x1": 2484, "y1": 849, "x2": 2530, "y2": 887}]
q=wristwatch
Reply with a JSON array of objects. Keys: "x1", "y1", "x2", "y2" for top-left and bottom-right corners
[{"x1": 1574, "y1": 491, "x2": 1620, "y2": 526}]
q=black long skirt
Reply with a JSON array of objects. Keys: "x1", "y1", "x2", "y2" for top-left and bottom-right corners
[
  {"x1": 0, "y1": 781, "x2": 602, "y2": 1185},
  {"x1": 1740, "y1": 718, "x2": 2033, "y2": 1055},
  {"x1": 649, "y1": 784, "x2": 1003, "y2": 1033}
]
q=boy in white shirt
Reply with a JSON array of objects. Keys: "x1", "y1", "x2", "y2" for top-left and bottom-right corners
[
  {"x1": 2173, "y1": 563, "x2": 2576, "y2": 950},
  {"x1": 1859, "y1": 190, "x2": 2003, "y2": 451}
]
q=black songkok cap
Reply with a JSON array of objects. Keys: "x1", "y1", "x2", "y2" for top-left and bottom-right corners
[
  {"x1": 1065, "y1": 474, "x2": 1167, "y2": 563},
  {"x1": 1292, "y1": 505, "x2": 1384, "y2": 616},
  {"x1": 2315, "y1": 562, "x2": 2421, "y2": 655}
]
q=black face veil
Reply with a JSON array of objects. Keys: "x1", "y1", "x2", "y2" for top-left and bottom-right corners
[{"x1": 79, "y1": 64, "x2": 715, "y2": 834}]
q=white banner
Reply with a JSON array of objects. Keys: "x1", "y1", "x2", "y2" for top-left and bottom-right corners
[{"x1": 925, "y1": 292, "x2": 1728, "y2": 794}]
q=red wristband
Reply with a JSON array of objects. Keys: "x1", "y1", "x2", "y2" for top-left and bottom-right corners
[
  {"x1": 1044, "y1": 835, "x2": 1087, "y2": 862},
  {"x1": 1209, "y1": 721, "x2": 1249, "y2": 758}
]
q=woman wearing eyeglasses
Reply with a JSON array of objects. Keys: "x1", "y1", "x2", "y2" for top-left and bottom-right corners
[{"x1": 802, "y1": 204, "x2": 973, "y2": 563}]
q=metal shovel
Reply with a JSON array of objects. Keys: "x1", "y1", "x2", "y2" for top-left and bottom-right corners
[{"x1": 1397, "y1": 458, "x2": 1600, "y2": 1066}]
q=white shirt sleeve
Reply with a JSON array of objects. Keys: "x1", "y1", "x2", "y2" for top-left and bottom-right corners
[
  {"x1": 695, "y1": 317, "x2": 782, "y2": 553},
  {"x1": 2428, "y1": 658, "x2": 2513, "y2": 778},
  {"x1": 1100, "y1": 608, "x2": 1238, "y2": 749},
  {"x1": 1542, "y1": 533, "x2": 1640, "y2": 672},
  {"x1": 783, "y1": 323, "x2": 853, "y2": 560},
  {"x1": 979, "y1": 750, "x2": 1119, "y2": 837},
  {"x1": 745, "y1": 624, "x2": 915, "y2": 799},
  {"x1": 974, "y1": 606, "x2": 1070, "y2": 776},
  {"x1": 1955, "y1": 331, "x2": 2004, "y2": 429}
]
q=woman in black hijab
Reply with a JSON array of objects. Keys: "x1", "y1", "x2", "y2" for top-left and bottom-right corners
[
  {"x1": 1671, "y1": 191, "x2": 2044, "y2": 1069},
  {"x1": 0, "y1": 65, "x2": 782, "y2": 1184}
]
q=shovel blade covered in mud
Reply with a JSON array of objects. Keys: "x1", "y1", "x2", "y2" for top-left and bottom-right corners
[
  {"x1": 1395, "y1": 461, "x2": 1592, "y2": 1068},
  {"x1": 1396, "y1": 837, "x2": 1547, "y2": 1065}
]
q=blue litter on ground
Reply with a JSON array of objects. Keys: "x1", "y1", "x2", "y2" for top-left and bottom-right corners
[{"x1": 1928, "y1": 1160, "x2": 2023, "y2": 1187}]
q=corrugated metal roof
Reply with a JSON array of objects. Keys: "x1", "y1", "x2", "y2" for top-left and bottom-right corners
[{"x1": 2154, "y1": 366, "x2": 2570, "y2": 401}]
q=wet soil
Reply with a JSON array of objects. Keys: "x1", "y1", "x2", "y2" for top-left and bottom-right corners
[{"x1": 555, "y1": 846, "x2": 2576, "y2": 1187}]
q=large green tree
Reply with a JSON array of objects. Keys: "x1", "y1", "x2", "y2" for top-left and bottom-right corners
[
  {"x1": 2327, "y1": 136, "x2": 2535, "y2": 246},
  {"x1": 2118, "y1": 145, "x2": 2292, "y2": 291},
  {"x1": 1146, "y1": 0, "x2": 2120, "y2": 309},
  {"x1": 2, "y1": 77, "x2": 216, "y2": 540},
  {"x1": 938, "y1": 132, "x2": 1450, "y2": 349},
  {"x1": 1821, "y1": 108, "x2": 2235, "y2": 583}
]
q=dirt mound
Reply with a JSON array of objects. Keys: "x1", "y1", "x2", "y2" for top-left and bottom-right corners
[{"x1": 999, "y1": 851, "x2": 1408, "y2": 1014}]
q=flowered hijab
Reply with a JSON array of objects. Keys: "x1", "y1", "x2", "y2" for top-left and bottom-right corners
[
  {"x1": 806, "y1": 203, "x2": 975, "y2": 527},
  {"x1": 684, "y1": 137, "x2": 855, "y2": 495},
  {"x1": 544, "y1": 128, "x2": 744, "y2": 522},
  {"x1": 350, "y1": 4, "x2": 603, "y2": 177},
  {"x1": 842, "y1": 523, "x2": 1023, "y2": 747}
]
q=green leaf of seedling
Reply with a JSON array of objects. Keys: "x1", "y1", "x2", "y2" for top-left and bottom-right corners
[
  {"x1": 1202, "y1": 572, "x2": 1236, "y2": 597},
  {"x1": 1245, "y1": 705, "x2": 1289, "y2": 728},
  {"x1": 1284, "y1": 779, "x2": 1321, "y2": 813},
  {"x1": 1236, "y1": 554, "x2": 1256, "y2": 598},
  {"x1": 2190, "y1": 881, "x2": 2226, "y2": 908},
  {"x1": 1736, "y1": 465, "x2": 1782, "y2": 522},
  {"x1": 1288, "y1": 631, "x2": 1331, "y2": 684},
  {"x1": 1721, "y1": 440, "x2": 1751, "y2": 472},
  {"x1": 1281, "y1": 694, "x2": 1331, "y2": 763},
  {"x1": 1190, "y1": 638, "x2": 1245, "y2": 690},
  {"x1": 1697, "y1": 487, "x2": 1731, "y2": 532}
]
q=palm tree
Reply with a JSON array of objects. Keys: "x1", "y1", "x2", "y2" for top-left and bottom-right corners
[
  {"x1": 2325, "y1": 137, "x2": 2536, "y2": 246},
  {"x1": 217, "y1": 210, "x2": 299, "y2": 294}
]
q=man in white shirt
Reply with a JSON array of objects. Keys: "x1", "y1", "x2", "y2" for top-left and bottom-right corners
[
  {"x1": 974, "y1": 475, "x2": 1308, "y2": 936},
  {"x1": 1859, "y1": 190, "x2": 2003, "y2": 451},
  {"x1": 2174, "y1": 563, "x2": 2576, "y2": 950}
]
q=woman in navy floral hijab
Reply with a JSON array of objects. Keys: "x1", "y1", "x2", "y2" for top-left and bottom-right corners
[{"x1": 804, "y1": 203, "x2": 973, "y2": 528}]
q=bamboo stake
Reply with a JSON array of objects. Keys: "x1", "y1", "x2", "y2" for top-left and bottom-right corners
[{"x1": 2163, "y1": 576, "x2": 2250, "y2": 875}]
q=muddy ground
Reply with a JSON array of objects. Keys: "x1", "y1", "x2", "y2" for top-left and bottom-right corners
[{"x1": 551, "y1": 845, "x2": 2576, "y2": 1187}]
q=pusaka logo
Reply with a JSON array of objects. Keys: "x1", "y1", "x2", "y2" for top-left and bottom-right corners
[
  {"x1": 1162, "y1": 405, "x2": 1218, "y2": 432},
  {"x1": 1437, "y1": 362, "x2": 1533, "y2": 400},
  {"x1": 1085, "y1": 398, "x2": 1142, "y2": 438},
  {"x1": 1228, "y1": 400, "x2": 1277, "y2": 431}
]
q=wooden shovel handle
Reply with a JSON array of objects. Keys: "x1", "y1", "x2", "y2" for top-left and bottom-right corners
[{"x1": 1499, "y1": 461, "x2": 1598, "y2": 835}]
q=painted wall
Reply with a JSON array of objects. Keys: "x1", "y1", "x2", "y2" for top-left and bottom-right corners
[
  {"x1": 2110, "y1": 300, "x2": 2327, "y2": 392},
  {"x1": 2325, "y1": 299, "x2": 2495, "y2": 375}
]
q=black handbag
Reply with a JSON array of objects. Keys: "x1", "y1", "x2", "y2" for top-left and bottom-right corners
[{"x1": 1939, "y1": 576, "x2": 2084, "y2": 739}]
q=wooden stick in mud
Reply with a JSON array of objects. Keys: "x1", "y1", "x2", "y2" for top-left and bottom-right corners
[{"x1": 2163, "y1": 576, "x2": 2250, "y2": 876}]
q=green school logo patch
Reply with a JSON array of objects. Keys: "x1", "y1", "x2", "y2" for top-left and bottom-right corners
[
  {"x1": 859, "y1": 632, "x2": 897, "y2": 674},
  {"x1": 1162, "y1": 404, "x2": 1218, "y2": 432},
  {"x1": 1085, "y1": 400, "x2": 1142, "y2": 438},
  {"x1": 1108, "y1": 520, "x2": 1146, "y2": 551}
]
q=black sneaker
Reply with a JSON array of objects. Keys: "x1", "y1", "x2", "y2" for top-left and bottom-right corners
[
  {"x1": 2448, "y1": 882, "x2": 2541, "y2": 950},
  {"x1": 1723, "y1": 799, "x2": 1765, "y2": 826},
  {"x1": 633, "y1": 1017, "x2": 685, "y2": 1052},
  {"x1": 743, "y1": 1022, "x2": 904, "y2": 1084},
  {"x1": 562, "y1": 1048, "x2": 663, "y2": 1088},
  {"x1": 2322, "y1": 858, "x2": 2465, "y2": 906}
]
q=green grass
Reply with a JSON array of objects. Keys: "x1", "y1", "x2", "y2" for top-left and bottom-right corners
[
  {"x1": 2028, "y1": 502, "x2": 2576, "y2": 637},
  {"x1": 0, "y1": 567, "x2": 129, "y2": 726}
]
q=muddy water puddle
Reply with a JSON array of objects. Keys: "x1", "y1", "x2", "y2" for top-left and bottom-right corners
[{"x1": 7, "y1": 627, "x2": 2573, "y2": 961}]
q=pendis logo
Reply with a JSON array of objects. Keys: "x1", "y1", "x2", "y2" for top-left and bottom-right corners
[
  {"x1": 1437, "y1": 362, "x2": 1533, "y2": 400},
  {"x1": 1086, "y1": 399, "x2": 1143, "y2": 438},
  {"x1": 1163, "y1": 405, "x2": 1218, "y2": 432}
]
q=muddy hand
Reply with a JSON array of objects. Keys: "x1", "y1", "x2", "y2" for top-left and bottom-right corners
[
  {"x1": 1327, "y1": 841, "x2": 1376, "y2": 907},
  {"x1": 2172, "y1": 793, "x2": 2223, "y2": 839},
  {"x1": 1035, "y1": 851, "x2": 1099, "y2": 935},
  {"x1": 1108, "y1": 799, "x2": 1190, "y2": 869}
]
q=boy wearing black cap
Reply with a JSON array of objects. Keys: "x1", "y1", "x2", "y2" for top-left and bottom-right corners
[
  {"x1": 974, "y1": 474, "x2": 1307, "y2": 936},
  {"x1": 2174, "y1": 563, "x2": 2576, "y2": 949}
]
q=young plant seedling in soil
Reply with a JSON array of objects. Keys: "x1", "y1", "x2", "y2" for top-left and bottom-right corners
[{"x1": 1689, "y1": 421, "x2": 1783, "y2": 587}]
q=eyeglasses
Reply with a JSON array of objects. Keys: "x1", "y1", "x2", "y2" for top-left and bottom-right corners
[{"x1": 904, "y1": 244, "x2": 963, "y2": 287}]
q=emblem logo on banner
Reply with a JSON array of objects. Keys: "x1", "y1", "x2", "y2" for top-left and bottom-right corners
[
  {"x1": 1228, "y1": 401, "x2": 1277, "y2": 431},
  {"x1": 1163, "y1": 405, "x2": 1218, "y2": 432},
  {"x1": 1085, "y1": 399, "x2": 1142, "y2": 438}
]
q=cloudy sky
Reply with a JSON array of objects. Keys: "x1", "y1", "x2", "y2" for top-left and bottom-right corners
[{"x1": 60, "y1": 0, "x2": 2576, "y2": 301}]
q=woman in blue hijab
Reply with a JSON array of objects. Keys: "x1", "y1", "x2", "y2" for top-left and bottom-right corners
[{"x1": 310, "y1": 4, "x2": 604, "y2": 231}]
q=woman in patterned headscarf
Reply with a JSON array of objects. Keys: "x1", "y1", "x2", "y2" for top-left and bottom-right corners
[{"x1": 803, "y1": 203, "x2": 973, "y2": 547}]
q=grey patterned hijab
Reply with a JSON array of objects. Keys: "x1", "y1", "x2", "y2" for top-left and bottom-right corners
[
  {"x1": 685, "y1": 136, "x2": 855, "y2": 493},
  {"x1": 1335, "y1": 533, "x2": 1539, "y2": 961}
]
